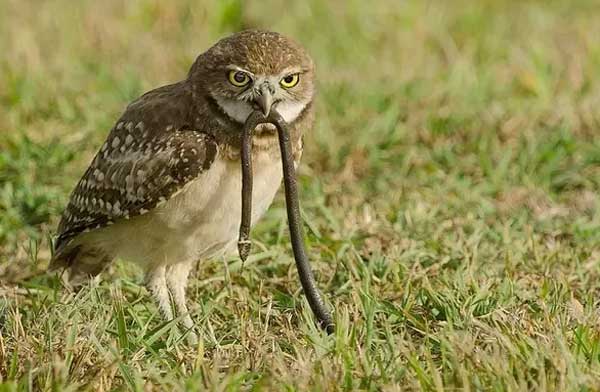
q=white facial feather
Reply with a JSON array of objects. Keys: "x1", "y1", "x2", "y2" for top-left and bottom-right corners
[
  {"x1": 274, "y1": 100, "x2": 307, "y2": 123},
  {"x1": 215, "y1": 96, "x2": 307, "y2": 124},
  {"x1": 215, "y1": 96, "x2": 253, "y2": 123}
]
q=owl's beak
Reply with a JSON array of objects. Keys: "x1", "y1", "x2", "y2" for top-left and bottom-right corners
[{"x1": 255, "y1": 83, "x2": 274, "y2": 117}]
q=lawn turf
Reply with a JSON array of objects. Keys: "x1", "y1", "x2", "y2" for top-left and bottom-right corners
[{"x1": 1, "y1": 0, "x2": 600, "y2": 390}]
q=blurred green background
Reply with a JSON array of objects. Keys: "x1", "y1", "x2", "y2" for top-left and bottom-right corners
[{"x1": 1, "y1": 0, "x2": 600, "y2": 390}]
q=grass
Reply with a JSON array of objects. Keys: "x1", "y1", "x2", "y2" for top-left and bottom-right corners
[{"x1": 1, "y1": 0, "x2": 600, "y2": 390}]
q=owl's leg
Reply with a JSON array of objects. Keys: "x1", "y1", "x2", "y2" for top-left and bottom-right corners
[
  {"x1": 166, "y1": 261, "x2": 198, "y2": 345},
  {"x1": 145, "y1": 265, "x2": 174, "y2": 320}
]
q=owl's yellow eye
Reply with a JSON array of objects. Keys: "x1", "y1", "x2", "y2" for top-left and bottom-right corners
[
  {"x1": 228, "y1": 71, "x2": 251, "y2": 87},
  {"x1": 280, "y1": 74, "x2": 299, "y2": 88}
]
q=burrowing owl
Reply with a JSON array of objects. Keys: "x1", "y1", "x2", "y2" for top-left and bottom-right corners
[{"x1": 50, "y1": 30, "x2": 315, "y2": 344}]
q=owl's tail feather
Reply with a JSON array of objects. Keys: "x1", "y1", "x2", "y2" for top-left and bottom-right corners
[{"x1": 48, "y1": 244, "x2": 111, "y2": 288}]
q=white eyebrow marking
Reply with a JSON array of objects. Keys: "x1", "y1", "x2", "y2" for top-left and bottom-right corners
[
  {"x1": 279, "y1": 67, "x2": 303, "y2": 76},
  {"x1": 226, "y1": 65, "x2": 255, "y2": 77}
]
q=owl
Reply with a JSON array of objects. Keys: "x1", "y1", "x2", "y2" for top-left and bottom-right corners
[{"x1": 49, "y1": 30, "x2": 315, "y2": 344}]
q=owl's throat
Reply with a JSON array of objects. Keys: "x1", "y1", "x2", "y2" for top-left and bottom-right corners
[
  {"x1": 250, "y1": 123, "x2": 278, "y2": 148},
  {"x1": 253, "y1": 123, "x2": 277, "y2": 137}
]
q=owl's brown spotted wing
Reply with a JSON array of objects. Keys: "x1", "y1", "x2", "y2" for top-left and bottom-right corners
[{"x1": 53, "y1": 121, "x2": 217, "y2": 257}]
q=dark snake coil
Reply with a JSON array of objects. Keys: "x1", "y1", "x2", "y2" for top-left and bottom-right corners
[{"x1": 237, "y1": 110, "x2": 334, "y2": 334}]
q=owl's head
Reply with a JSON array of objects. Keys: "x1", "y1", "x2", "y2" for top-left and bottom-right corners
[{"x1": 190, "y1": 30, "x2": 315, "y2": 125}]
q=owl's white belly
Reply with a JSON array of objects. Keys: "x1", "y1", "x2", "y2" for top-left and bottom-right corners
[{"x1": 89, "y1": 150, "x2": 283, "y2": 269}]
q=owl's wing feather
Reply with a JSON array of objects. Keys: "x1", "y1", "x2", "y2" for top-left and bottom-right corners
[{"x1": 53, "y1": 88, "x2": 218, "y2": 256}]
